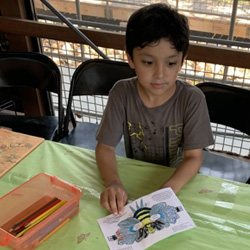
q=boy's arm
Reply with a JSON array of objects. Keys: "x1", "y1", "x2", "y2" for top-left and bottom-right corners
[
  {"x1": 160, "y1": 148, "x2": 203, "y2": 194},
  {"x1": 96, "y1": 142, "x2": 128, "y2": 215}
]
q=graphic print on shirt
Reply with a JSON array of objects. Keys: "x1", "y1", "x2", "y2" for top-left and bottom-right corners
[
  {"x1": 127, "y1": 121, "x2": 183, "y2": 167},
  {"x1": 168, "y1": 123, "x2": 183, "y2": 167},
  {"x1": 127, "y1": 121, "x2": 164, "y2": 165},
  {"x1": 127, "y1": 121, "x2": 147, "y2": 151}
]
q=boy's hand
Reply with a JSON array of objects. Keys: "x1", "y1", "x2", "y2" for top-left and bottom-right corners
[
  {"x1": 96, "y1": 142, "x2": 128, "y2": 215},
  {"x1": 100, "y1": 183, "x2": 128, "y2": 215}
]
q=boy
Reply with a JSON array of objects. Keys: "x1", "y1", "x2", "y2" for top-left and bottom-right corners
[{"x1": 95, "y1": 3, "x2": 214, "y2": 215}]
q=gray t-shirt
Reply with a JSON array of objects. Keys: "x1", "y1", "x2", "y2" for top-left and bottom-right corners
[{"x1": 96, "y1": 77, "x2": 214, "y2": 167}]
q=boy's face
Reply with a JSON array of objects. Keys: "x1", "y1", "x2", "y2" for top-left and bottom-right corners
[{"x1": 127, "y1": 38, "x2": 183, "y2": 106}]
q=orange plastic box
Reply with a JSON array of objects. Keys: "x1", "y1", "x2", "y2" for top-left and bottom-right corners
[{"x1": 0, "y1": 173, "x2": 82, "y2": 250}]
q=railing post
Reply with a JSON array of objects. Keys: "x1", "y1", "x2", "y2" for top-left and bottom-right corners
[
  {"x1": 75, "y1": 0, "x2": 85, "y2": 61},
  {"x1": 223, "y1": 0, "x2": 238, "y2": 82},
  {"x1": 40, "y1": 0, "x2": 109, "y2": 60}
]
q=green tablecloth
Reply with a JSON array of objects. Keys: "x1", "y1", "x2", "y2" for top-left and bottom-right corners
[{"x1": 1, "y1": 141, "x2": 250, "y2": 249}]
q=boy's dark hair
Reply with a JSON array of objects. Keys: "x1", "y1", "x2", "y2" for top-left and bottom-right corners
[{"x1": 126, "y1": 3, "x2": 190, "y2": 62}]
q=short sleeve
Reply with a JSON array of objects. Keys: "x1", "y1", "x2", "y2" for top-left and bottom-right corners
[
  {"x1": 96, "y1": 81, "x2": 126, "y2": 147},
  {"x1": 182, "y1": 87, "x2": 214, "y2": 150}
]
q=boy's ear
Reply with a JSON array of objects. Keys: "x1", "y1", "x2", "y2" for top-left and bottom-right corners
[{"x1": 126, "y1": 51, "x2": 135, "y2": 69}]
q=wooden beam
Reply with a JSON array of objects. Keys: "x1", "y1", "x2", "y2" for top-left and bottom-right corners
[
  {"x1": 0, "y1": 17, "x2": 249, "y2": 69},
  {"x1": 34, "y1": 0, "x2": 250, "y2": 38},
  {"x1": 187, "y1": 16, "x2": 249, "y2": 39},
  {"x1": 0, "y1": 16, "x2": 125, "y2": 50},
  {"x1": 187, "y1": 44, "x2": 249, "y2": 69},
  {"x1": 34, "y1": 0, "x2": 134, "y2": 21}
]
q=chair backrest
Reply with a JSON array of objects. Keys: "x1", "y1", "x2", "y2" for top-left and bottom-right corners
[
  {"x1": 196, "y1": 82, "x2": 250, "y2": 136},
  {"x1": 0, "y1": 51, "x2": 64, "y2": 138},
  {"x1": 64, "y1": 59, "x2": 136, "y2": 134},
  {"x1": 0, "y1": 52, "x2": 61, "y2": 93}
]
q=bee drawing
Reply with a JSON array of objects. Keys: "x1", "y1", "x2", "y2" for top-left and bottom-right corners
[{"x1": 108, "y1": 199, "x2": 182, "y2": 245}]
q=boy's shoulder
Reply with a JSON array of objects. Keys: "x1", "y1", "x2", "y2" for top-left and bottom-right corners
[
  {"x1": 111, "y1": 76, "x2": 137, "y2": 93},
  {"x1": 177, "y1": 80, "x2": 204, "y2": 98}
]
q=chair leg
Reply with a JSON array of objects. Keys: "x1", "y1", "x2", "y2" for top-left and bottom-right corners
[{"x1": 0, "y1": 99, "x2": 17, "y2": 115}]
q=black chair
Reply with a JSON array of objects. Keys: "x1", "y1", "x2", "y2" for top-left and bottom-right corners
[
  {"x1": 0, "y1": 51, "x2": 64, "y2": 141},
  {"x1": 60, "y1": 59, "x2": 135, "y2": 156},
  {"x1": 196, "y1": 82, "x2": 250, "y2": 183},
  {"x1": 0, "y1": 97, "x2": 17, "y2": 115}
]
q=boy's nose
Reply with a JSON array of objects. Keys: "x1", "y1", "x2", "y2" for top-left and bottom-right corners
[{"x1": 154, "y1": 64, "x2": 165, "y2": 78}]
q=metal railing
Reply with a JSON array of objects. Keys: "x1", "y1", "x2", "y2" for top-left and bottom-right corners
[{"x1": 36, "y1": 0, "x2": 250, "y2": 157}]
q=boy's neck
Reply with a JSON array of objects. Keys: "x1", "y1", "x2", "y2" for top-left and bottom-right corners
[{"x1": 136, "y1": 81, "x2": 177, "y2": 108}]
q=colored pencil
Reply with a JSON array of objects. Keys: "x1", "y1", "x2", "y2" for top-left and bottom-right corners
[
  {"x1": 10, "y1": 198, "x2": 61, "y2": 234},
  {"x1": 16, "y1": 200, "x2": 67, "y2": 237},
  {"x1": 9, "y1": 197, "x2": 58, "y2": 233}
]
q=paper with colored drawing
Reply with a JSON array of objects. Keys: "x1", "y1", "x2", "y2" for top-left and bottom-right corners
[{"x1": 98, "y1": 187, "x2": 196, "y2": 250}]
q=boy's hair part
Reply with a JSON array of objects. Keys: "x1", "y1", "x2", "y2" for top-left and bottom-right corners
[{"x1": 126, "y1": 3, "x2": 190, "y2": 62}]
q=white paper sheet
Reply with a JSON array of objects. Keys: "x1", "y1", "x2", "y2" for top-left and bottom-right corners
[{"x1": 98, "y1": 187, "x2": 196, "y2": 250}]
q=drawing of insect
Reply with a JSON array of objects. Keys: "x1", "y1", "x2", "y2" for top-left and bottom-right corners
[{"x1": 108, "y1": 199, "x2": 182, "y2": 245}]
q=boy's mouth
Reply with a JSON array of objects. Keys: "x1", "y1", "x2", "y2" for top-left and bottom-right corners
[{"x1": 151, "y1": 83, "x2": 165, "y2": 88}]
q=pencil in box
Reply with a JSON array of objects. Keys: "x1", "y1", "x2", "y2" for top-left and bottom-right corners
[
  {"x1": 16, "y1": 200, "x2": 67, "y2": 237},
  {"x1": 0, "y1": 173, "x2": 82, "y2": 250},
  {"x1": 9, "y1": 197, "x2": 59, "y2": 233}
]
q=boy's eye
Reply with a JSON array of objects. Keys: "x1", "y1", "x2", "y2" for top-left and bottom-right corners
[
  {"x1": 168, "y1": 62, "x2": 177, "y2": 66},
  {"x1": 142, "y1": 60, "x2": 153, "y2": 65}
]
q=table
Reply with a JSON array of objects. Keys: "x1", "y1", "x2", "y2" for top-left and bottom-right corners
[
  {"x1": 60, "y1": 124, "x2": 250, "y2": 184},
  {"x1": 1, "y1": 140, "x2": 250, "y2": 250}
]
